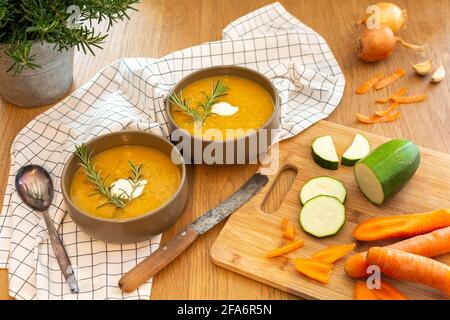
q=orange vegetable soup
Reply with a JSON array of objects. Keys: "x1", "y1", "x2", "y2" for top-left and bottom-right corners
[
  {"x1": 70, "y1": 145, "x2": 180, "y2": 220},
  {"x1": 170, "y1": 75, "x2": 274, "y2": 139}
]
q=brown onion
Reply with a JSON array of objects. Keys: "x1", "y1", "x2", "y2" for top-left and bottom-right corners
[
  {"x1": 358, "y1": 26, "x2": 396, "y2": 62},
  {"x1": 365, "y1": 2, "x2": 407, "y2": 34}
]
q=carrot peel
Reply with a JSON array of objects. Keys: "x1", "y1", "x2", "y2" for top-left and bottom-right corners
[
  {"x1": 392, "y1": 94, "x2": 427, "y2": 104},
  {"x1": 374, "y1": 69, "x2": 406, "y2": 90},
  {"x1": 266, "y1": 239, "x2": 304, "y2": 258},
  {"x1": 357, "y1": 111, "x2": 401, "y2": 124},
  {"x1": 376, "y1": 87, "x2": 408, "y2": 103},
  {"x1": 375, "y1": 101, "x2": 399, "y2": 117},
  {"x1": 356, "y1": 73, "x2": 384, "y2": 94},
  {"x1": 312, "y1": 243, "x2": 356, "y2": 264},
  {"x1": 294, "y1": 258, "x2": 333, "y2": 284}
]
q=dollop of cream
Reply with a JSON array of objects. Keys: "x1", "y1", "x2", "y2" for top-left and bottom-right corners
[
  {"x1": 110, "y1": 178, "x2": 147, "y2": 200},
  {"x1": 211, "y1": 102, "x2": 239, "y2": 116}
]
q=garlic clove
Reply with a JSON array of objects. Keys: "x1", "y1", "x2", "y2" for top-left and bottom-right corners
[
  {"x1": 412, "y1": 60, "x2": 433, "y2": 76},
  {"x1": 431, "y1": 65, "x2": 445, "y2": 83}
]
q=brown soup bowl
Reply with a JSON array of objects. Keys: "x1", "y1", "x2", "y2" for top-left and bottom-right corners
[
  {"x1": 61, "y1": 131, "x2": 188, "y2": 244},
  {"x1": 165, "y1": 65, "x2": 281, "y2": 165}
]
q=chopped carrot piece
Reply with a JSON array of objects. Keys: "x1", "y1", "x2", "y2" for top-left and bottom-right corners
[
  {"x1": 356, "y1": 73, "x2": 384, "y2": 94},
  {"x1": 266, "y1": 239, "x2": 304, "y2": 258},
  {"x1": 355, "y1": 73, "x2": 384, "y2": 94},
  {"x1": 374, "y1": 69, "x2": 406, "y2": 90},
  {"x1": 281, "y1": 217, "x2": 289, "y2": 231},
  {"x1": 372, "y1": 280, "x2": 408, "y2": 300},
  {"x1": 282, "y1": 225, "x2": 295, "y2": 240},
  {"x1": 375, "y1": 101, "x2": 399, "y2": 117},
  {"x1": 376, "y1": 87, "x2": 408, "y2": 103},
  {"x1": 294, "y1": 258, "x2": 333, "y2": 284},
  {"x1": 312, "y1": 243, "x2": 356, "y2": 264},
  {"x1": 355, "y1": 280, "x2": 408, "y2": 300},
  {"x1": 354, "y1": 281, "x2": 378, "y2": 300},
  {"x1": 356, "y1": 111, "x2": 401, "y2": 124},
  {"x1": 392, "y1": 94, "x2": 427, "y2": 104}
]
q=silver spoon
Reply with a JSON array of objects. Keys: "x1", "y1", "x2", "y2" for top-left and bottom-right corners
[{"x1": 15, "y1": 165, "x2": 79, "y2": 294}]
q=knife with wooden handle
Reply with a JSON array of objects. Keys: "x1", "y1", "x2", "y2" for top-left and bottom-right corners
[{"x1": 119, "y1": 173, "x2": 268, "y2": 293}]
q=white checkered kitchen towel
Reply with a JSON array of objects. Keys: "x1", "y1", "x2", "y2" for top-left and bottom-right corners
[{"x1": 0, "y1": 2, "x2": 345, "y2": 299}]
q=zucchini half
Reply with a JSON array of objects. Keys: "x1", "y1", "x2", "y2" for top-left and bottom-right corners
[
  {"x1": 341, "y1": 133, "x2": 371, "y2": 166},
  {"x1": 354, "y1": 139, "x2": 420, "y2": 205},
  {"x1": 311, "y1": 135, "x2": 339, "y2": 170}
]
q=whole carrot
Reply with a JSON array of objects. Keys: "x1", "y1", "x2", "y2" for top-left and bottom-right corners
[
  {"x1": 366, "y1": 247, "x2": 450, "y2": 295},
  {"x1": 345, "y1": 227, "x2": 450, "y2": 278},
  {"x1": 353, "y1": 208, "x2": 450, "y2": 241}
]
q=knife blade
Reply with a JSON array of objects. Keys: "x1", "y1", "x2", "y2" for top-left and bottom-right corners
[
  {"x1": 190, "y1": 172, "x2": 268, "y2": 234},
  {"x1": 119, "y1": 173, "x2": 268, "y2": 292}
]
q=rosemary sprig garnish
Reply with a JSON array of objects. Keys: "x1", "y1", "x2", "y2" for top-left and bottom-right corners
[
  {"x1": 169, "y1": 80, "x2": 229, "y2": 123},
  {"x1": 74, "y1": 144, "x2": 145, "y2": 209},
  {"x1": 75, "y1": 144, "x2": 126, "y2": 208},
  {"x1": 168, "y1": 91, "x2": 203, "y2": 122},
  {"x1": 127, "y1": 160, "x2": 145, "y2": 199}
]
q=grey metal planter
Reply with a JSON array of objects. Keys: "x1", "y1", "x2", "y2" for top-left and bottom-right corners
[{"x1": 0, "y1": 42, "x2": 74, "y2": 108}]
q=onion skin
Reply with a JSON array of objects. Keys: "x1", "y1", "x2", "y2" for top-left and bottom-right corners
[{"x1": 358, "y1": 26, "x2": 396, "y2": 62}]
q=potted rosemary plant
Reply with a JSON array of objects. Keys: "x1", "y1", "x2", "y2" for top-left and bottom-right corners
[{"x1": 0, "y1": 0, "x2": 139, "y2": 107}]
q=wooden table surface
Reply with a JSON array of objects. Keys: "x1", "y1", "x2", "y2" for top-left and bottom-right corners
[{"x1": 0, "y1": 0, "x2": 449, "y2": 300}]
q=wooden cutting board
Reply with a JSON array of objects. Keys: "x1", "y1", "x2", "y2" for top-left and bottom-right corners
[{"x1": 211, "y1": 120, "x2": 450, "y2": 300}]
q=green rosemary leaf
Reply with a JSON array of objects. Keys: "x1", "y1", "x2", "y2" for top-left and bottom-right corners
[
  {"x1": 169, "y1": 80, "x2": 229, "y2": 123},
  {"x1": 75, "y1": 144, "x2": 126, "y2": 209},
  {"x1": 127, "y1": 160, "x2": 145, "y2": 202}
]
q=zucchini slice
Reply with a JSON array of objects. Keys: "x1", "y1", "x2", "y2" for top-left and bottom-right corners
[
  {"x1": 300, "y1": 176, "x2": 347, "y2": 205},
  {"x1": 341, "y1": 133, "x2": 371, "y2": 166},
  {"x1": 311, "y1": 135, "x2": 339, "y2": 170},
  {"x1": 354, "y1": 139, "x2": 420, "y2": 205},
  {"x1": 300, "y1": 195, "x2": 346, "y2": 238}
]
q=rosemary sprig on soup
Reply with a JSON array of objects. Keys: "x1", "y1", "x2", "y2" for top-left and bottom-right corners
[
  {"x1": 169, "y1": 80, "x2": 230, "y2": 123},
  {"x1": 126, "y1": 161, "x2": 146, "y2": 200},
  {"x1": 74, "y1": 145, "x2": 147, "y2": 209}
]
